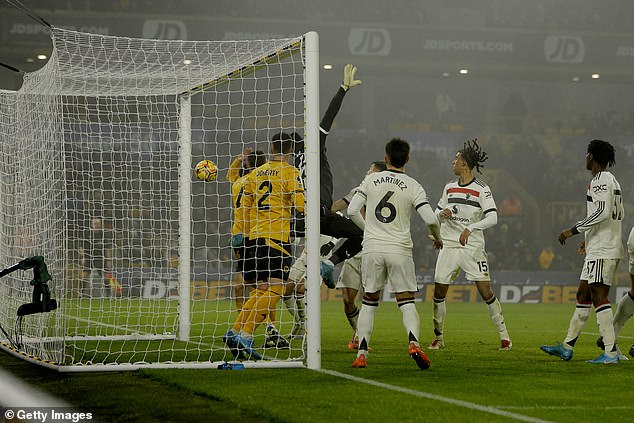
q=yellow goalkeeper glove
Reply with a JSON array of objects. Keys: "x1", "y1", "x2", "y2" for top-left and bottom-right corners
[{"x1": 341, "y1": 63, "x2": 362, "y2": 91}]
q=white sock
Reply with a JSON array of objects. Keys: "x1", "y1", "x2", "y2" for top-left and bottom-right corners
[
  {"x1": 563, "y1": 303, "x2": 591, "y2": 347},
  {"x1": 613, "y1": 292, "x2": 634, "y2": 338},
  {"x1": 399, "y1": 301, "x2": 420, "y2": 345},
  {"x1": 432, "y1": 297, "x2": 446, "y2": 338},
  {"x1": 357, "y1": 299, "x2": 378, "y2": 356},
  {"x1": 283, "y1": 295, "x2": 297, "y2": 320},
  {"x1": 596, "y1": 303, "x2": 616, "y2": 356},
  {"x1": 486, "y1": 296, "x2": 510, "y2": 340}
]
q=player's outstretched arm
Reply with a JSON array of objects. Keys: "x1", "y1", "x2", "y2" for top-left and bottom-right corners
[
  {"x1": 320, "y1": 64, "x2": 362, "y2": 133},
  {"x1": 226, "y1": 147, "x2": 253, "y2": 182}
]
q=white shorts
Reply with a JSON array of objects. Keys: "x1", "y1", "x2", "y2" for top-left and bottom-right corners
[
  {"x1": 361, "y1": 251, "x2": 417, "y2": 294},
  {"x1": 288, "y1": 235, "x2": 334, "y2": 283},
  {"x1": 627, "y1": 228, "x2": 634, "y2": 275},
  {"x1": 336, "y1": 255, "x2": 362, "y2": 290},
  {"x1": 434, "y1": 247, "x2": 490, "y2": 284},
  {"x1": 580, "y1": 258, "x2": 619, "y2": 286}
]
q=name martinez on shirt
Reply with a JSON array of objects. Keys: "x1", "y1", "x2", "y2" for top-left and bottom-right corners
[{"x1": 372, "y1": 175, "x2": 407, "y2": 190}]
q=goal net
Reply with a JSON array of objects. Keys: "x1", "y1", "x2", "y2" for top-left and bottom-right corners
[{"x1": 0, "y1": 27, "x2": 320, "y2": 371}]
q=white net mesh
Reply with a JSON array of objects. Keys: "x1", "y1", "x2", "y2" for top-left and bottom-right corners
[{"x1": 0, "y1": 27, "x2": 310, "y2": 369}]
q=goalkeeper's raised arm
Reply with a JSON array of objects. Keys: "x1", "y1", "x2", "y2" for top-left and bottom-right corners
[
  {"x1": 316, "y1": 64, "x2": 367, "y2": 289},
  {"x1": 319, "y1": 64, "x2": 362, "y2": 213},
  {"x1": 320, "y1": 64, "x2": 361, "y2": 134}
]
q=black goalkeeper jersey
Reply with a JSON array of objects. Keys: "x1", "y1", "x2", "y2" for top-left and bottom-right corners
[{"x1": 294, "y1": 86, "x2": 348, "y2": 211}]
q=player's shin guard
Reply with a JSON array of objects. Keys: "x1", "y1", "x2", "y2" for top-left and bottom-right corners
[
  {"x1": 486, "y1": 296, "x2": 510, "y2": 341},
  {"x1": 613, "y1": 292, "x2": 634, "y2": 338},
  {"x1": 432, "y1": 297, "x2": 446, "y2": 338},
  {"x1": 398, "y1": 300, "x2": 420, "y2": 345},
  {"x1": 596, "y1": 302, "x2": 617, "y2": 355},
  {"x1": 357, "y1": 298, "x2": 379, "y2": 354},
  {"x1": 563, "y1": 302, "x2": 592, "y2": 346}
]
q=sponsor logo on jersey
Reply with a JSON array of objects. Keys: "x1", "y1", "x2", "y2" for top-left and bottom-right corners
[{"x1": 449, "y1": 216, "x2": 470, "y2": 223}]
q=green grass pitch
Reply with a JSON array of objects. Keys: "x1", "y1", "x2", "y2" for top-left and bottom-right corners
[{"x1": 2, "y1": 301, "x2": 633, "y2": 422}]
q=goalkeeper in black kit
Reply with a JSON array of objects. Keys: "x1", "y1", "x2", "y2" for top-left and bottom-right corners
[{"x1": 293, "y1": 63, "x2": 364, "y2": 288}]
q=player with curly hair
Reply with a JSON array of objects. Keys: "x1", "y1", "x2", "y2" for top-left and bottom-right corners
[
  {"x1": 429, "y1": 139, "x2": 512, "y2": 351},
  {"x1": 541, "y1": 139, "x2": 624, "y2": 364}
]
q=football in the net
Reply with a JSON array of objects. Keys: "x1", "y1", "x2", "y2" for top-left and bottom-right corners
[{"x1": 194, "y1": 159, "x2": 218, "y2": 182}]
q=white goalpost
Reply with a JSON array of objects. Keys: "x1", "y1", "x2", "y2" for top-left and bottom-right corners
[{"x1": 0, "y1": 27, "x2": 320, "y2": 371}]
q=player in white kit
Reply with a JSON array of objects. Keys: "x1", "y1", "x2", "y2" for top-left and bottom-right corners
[
  {"x1": 541, "y1": 139, "x2": 624, "y2": 364},
  {"x1": 430, "y1": 139, "x2": 512, "y2": 351},
  {"x1": 347, "y1": 138, "x2": 442, "y2": 370}
]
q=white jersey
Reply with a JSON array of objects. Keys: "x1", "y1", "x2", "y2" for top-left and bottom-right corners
[
  {"x1": 352, "y1": 170, "x2": 434, "y2": 255},
  {"x1": 575, "y1": 171, "x2": 623, "y2": 259},
  {"x1": 437, "y1": 178, "x2": 497, "y2": 249}
]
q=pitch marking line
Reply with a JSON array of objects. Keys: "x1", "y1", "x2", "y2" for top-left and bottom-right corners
[
  {"x1": 582, "y1": 331, "x2": 633, "y2": 340},
  {"x1": 319, "y1": 369, "x2": 554, "y2": 423},
  {"x1": 501, "y1": 406, "x2": 634, "y2": 411}
]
